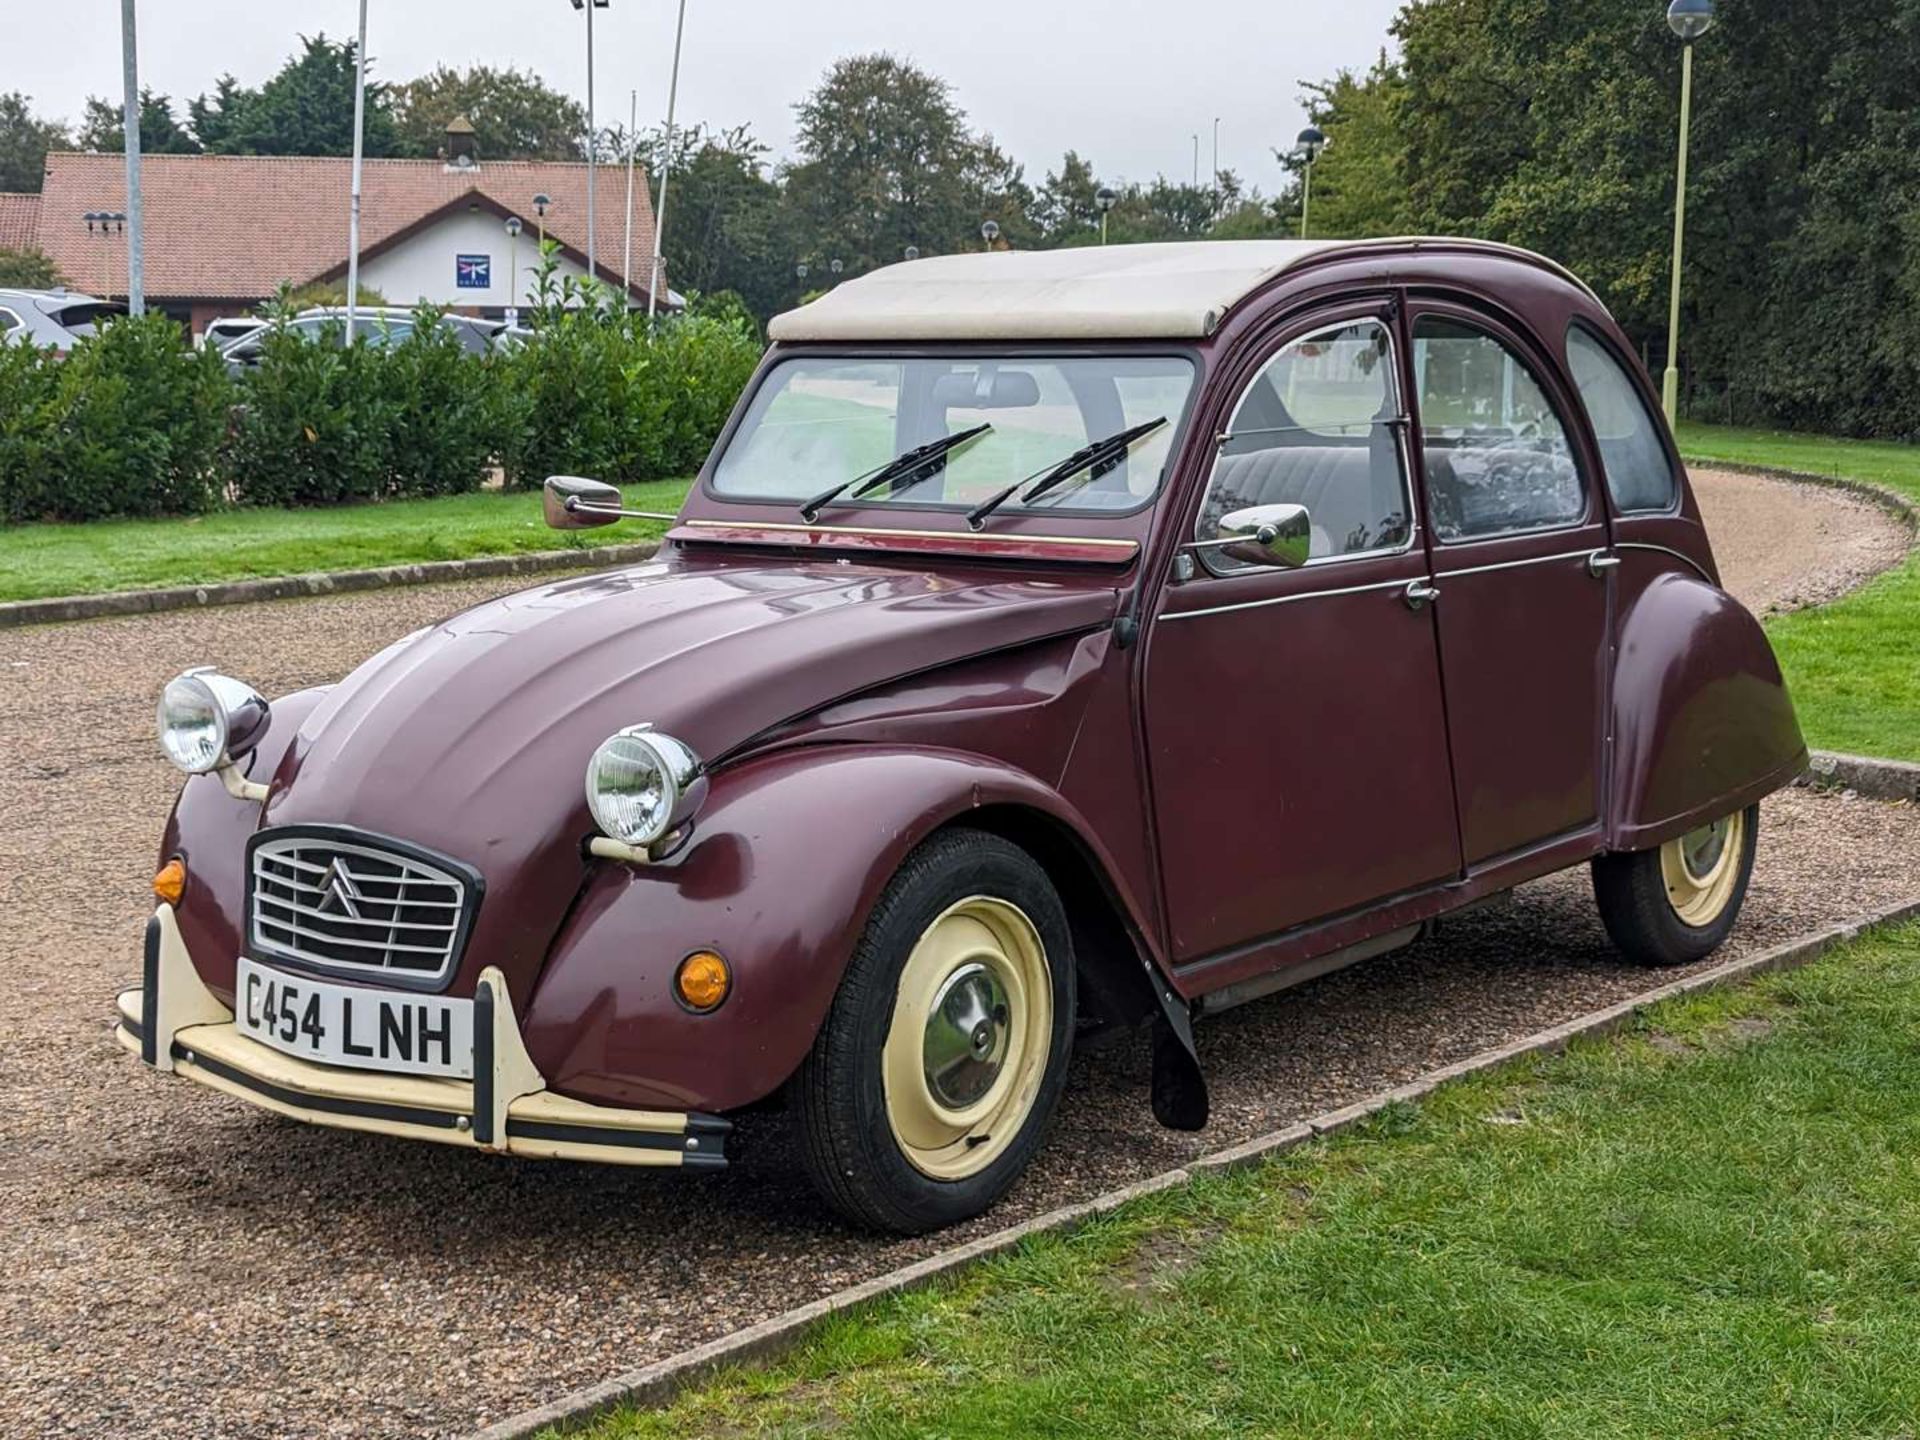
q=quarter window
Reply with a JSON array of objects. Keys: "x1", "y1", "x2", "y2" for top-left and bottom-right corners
[
  {"x1": 0, "y1": 307, "x2": 18, "y2": 335},
  {"x1": 1567, "y1": 325, "x2": 1678, "y2": 512},
  {"x1": 1196, "y1": 318, "x2": 1412, "y2": 572},
  {"x1": 1413, "y1": 317, "x2": 1584, "y2": 540}
]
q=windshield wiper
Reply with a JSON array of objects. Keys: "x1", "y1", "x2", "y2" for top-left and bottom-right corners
[
  {"x1": 964, "y1": 417, "x2": 1168, "y2": 531},
  {"x1": 799, "y1": 423, "x2": 994, "y2": 523}
]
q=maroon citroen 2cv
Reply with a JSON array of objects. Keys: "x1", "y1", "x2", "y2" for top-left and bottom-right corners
[{"x1": 122, "y1": 240, "x2": 1806, "y2": 1233}]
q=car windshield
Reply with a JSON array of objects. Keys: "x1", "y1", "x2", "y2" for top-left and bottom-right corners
[{"x1": 711, "y1": 354, "x2": 1196, "y2": 517}]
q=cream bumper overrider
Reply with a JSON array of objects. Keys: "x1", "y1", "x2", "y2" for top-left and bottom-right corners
[{"x1": 116, "y1": 904, "x2": 728, "y2": 1167}]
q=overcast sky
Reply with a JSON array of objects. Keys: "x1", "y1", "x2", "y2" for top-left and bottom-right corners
[{"x1": 9, "y1": 1, "x2": 1402, "y2": 192}]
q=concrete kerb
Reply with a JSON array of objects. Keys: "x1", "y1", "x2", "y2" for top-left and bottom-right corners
[
  {"x1": 1682, "y1": 457, "x2": 1920, "y2": 534},
  {"x1": 0, "y1": 542, "x2": 662, "y2": 630},
  {"x1": 1802, "y1": 750, "x2": 1920, "y2": 804},
  {"x1": 466, "y1": 893, "x2": 1920, "y2": 1440}
]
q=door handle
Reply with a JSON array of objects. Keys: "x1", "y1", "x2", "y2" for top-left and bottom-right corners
[
  {"x1": 1588, "y1": 551, "x2": 1622, "y2": 577},
  {"x1": 1403, "y1": 580, "x2": 1440, "y2": 611}
]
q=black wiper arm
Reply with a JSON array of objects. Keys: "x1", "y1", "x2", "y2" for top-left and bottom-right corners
[
  {"x1": 799, "y1": 423, "x2": 994, "y2": 523},
  {"x1": 964, "y1": 416, "x2": 1168, "y2": 531}
]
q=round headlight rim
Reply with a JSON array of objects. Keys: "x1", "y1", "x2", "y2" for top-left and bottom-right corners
[
  {"x1": 584, "y1": 723, "x2": 707, "y2": 850},
  {"x1": 157, "y1": 668, "x2": 232, "y2": 776}
]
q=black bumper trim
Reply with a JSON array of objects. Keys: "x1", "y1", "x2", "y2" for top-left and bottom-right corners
[
  {"x1": 177, "y1": 1043, "x2": 466, "y2": 1133},
  {"x1": 139, "y1": 917, "x2": 160, "y2": 1066}
]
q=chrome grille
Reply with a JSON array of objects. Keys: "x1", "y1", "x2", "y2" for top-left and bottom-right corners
[{"x1": 248, "y1": 832, "x2": 473, "y2": 988}]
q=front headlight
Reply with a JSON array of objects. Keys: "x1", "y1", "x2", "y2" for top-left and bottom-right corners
[
  {"x1": 585, "y1": 724, "x2": 707, "y2": 848},
  {"x1": 156, "y1": 667, "x2": 270, "y2": 775}
]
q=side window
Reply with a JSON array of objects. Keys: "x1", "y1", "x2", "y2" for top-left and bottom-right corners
[
  {"x1": 1412, "y1": 317, "x2": 1584, "y2": 541},
  {"x1": 1567, "y1": 325, "x2": 1678, "y2": 513},
  {"x1": 0, "y1": 307, "x2": 19, "y2": 335},
  {"x1": 1197, "y1": 318, "x2": 1412, "y2": 573}
]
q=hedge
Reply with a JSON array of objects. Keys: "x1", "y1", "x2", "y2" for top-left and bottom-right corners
[{"x1": 0, "y1": 287, "x2": 763, "y2": 525}]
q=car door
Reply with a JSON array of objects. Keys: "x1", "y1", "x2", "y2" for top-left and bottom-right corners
[
  {"x1": 1407, "y1": 305, "x2": 1614, "y2": 867},
  {"x1": 1144, "y1": 308, "x2": 1462, "y2": 966}
]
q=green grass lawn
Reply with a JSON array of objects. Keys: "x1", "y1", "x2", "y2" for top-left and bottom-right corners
[
  {"x1": 0, "y1": 479, "x2": 692, "y2": 604},
  {"x1": 571, "y1": 923, "x2": 1920, "y2": 1440},
  {"x1": 1678, "y1": 422, "x2": 1920, "y2": 763}
]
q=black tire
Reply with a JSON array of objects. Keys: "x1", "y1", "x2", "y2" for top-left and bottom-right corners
[
  {"x1": 792, "y1": 828, "x2": 1076, "y2": 1234},
  {"x1": 1591, "y1": 803, "x2": 1759, "y2": 966}
]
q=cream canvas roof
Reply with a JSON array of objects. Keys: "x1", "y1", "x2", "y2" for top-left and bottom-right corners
[{"x1": 768, "y1": 238, "x2": 1588, "y2": 343}]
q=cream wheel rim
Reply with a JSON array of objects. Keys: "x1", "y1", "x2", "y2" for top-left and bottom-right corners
[
  {"x1": 881, "y1": 896, "x2": 1052, "y2": 1181},
  {"x1": 1660, "y1": 810, "x2": 1746, "y2": 927}
]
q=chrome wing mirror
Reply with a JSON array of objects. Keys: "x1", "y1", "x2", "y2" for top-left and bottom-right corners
[
  {"x1": 1189, "y1": 502, "x2": 1312, "y2": 570},
  {"x1": 542, "y1": 474, "x2": 680, "y2": 531}
]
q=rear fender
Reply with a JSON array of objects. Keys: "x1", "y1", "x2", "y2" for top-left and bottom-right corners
[
  {"x1": 522, "y1": 744, "x2": 1167, "y2": 1114},
  {"x1": 1608, "y1": 571, "x2": 1807, "y2": 852}
]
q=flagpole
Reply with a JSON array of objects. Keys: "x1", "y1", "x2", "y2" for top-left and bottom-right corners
[
  {"x1": 345, "y1": 0, "x2": 369, "y2": 343},
  {"x1": 647, "y1": 0, "x2": 687, "y2": 319},
  {"x1": 119, "y1": 0, "x2": 145, "y2": 315},
  {"x1": 622, "y1": 88, "x2": 637, "y2": 306}
]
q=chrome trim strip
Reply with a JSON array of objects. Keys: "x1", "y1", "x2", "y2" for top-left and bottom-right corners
[
  {"x1": 1616, "y1": 541, "x2": 1716, "y2": 584},
  {"x1": 1433, "y1": 548, "x2": 1598, "y2": 580},
  {"x1": 1161, "y1": 575, "x2": 1414, "y2": 622},
  {"x1": 681, "y1": 518, "x2": 1138, "y2": 551}
]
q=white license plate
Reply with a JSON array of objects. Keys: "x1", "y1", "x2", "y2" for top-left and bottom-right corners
[{"x1": 235, "y1": 957, "x2": 474, "y2": 1079}]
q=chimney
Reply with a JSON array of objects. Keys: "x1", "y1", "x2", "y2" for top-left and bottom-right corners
[{"x1": 446, "y1": 116, "x2": 479, "y2": 171}]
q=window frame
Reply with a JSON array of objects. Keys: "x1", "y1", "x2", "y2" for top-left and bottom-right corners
[
  {"x1": 1564, "y1": 319, "x2": 1683, "y2": 518},
  {"x1": 1408, "y1": 306, "x2": 1595, "y2": 546},
  {"x1": 1192, "y1": 311, "x2": 1421, "y2": 576}
]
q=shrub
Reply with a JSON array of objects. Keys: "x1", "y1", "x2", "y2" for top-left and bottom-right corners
[
  {"x1": 0, "y1": 339, "x2": 63, "y2": 522},
  {"x1": 381, "y1": 307, "x2": 497, "y2": 497},
  {"x1": 226, "y1": 316, "x2": 400, "y2": 506},
  {"x1": 495, "y1": 257, "x2": 761, "y2": 488},
  {"x1": 3, "y1": 313, "x2": 227, "y2": 522}
]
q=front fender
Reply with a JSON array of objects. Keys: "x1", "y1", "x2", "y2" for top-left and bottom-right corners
[
  {"x1": 521, "y1": 744, "x2": 1144, "y2": 1114},
  {"x1": 1609, "y1": 571, "x2": 1807, "y2": 851},
  {"x1": 165, "y1": 685, "x2": 332, "y2": 1003}
]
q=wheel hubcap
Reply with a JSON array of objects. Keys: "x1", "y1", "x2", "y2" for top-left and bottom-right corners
[
  {"x1": 1660, "y1": 810, "x2": 1746, "y2": 928},
  {"x1": 881, "y1": 897, "x2": 1052, "y2": 1181}
]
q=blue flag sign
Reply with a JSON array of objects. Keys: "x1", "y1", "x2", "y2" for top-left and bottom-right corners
[{"x1": 457, "y1": 254, "x2": 492, "y2": 289}]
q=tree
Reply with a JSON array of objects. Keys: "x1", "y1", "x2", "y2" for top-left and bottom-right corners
[
  {"x1": 0, "y1": 93, "x2": 69, "y2": 193},
  {"x1": 1290, "y1": 59, "x2": 1413, "y2": 238},
  {"x1": 77, "y1": 91, "x2": 201, "y2": 155},
  {"x1": 642, "y1": 124, "x2": 792, "y2": 322},
  {"x1": 0, "y1": 247, "x2": 62, "y2": 287},
  {"x1": 784, "y1": 54, "x2": 1019, "y2": 272},
  {"x1": 391, "y1": 65, "x2": 586, "y2": 161},
  {"x1": 188, "y1": 35, "x2": 401, "y2": 157}
]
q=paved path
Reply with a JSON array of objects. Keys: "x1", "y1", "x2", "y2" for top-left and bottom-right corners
[{"x1": 1, "y1": 469, "x2": 1913, "y2": 1438}]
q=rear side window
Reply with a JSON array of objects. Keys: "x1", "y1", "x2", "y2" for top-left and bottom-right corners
[
  {"x1": 0, "y1": 307, "x2": 19, "y2": 335},
  {"x1": 1566, "y1": 325, "x2": 1678, "y2": 513},
  {"x1": 1412, "y1": 316, "x2": 1584, "y2": 541}
]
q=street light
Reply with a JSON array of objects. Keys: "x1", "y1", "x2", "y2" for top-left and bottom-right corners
[
  {"x1": 344, "y1": 0, "x2": 369, "y2": 343},
  {"x1": 1296, "y1": 125, "x2": 1326, "y2": 240},
  {"x1": 533, "y1": 192, "x2": 551, "y2": 249},
  {"x1": 829, "y1": 258, "x2": 844, "y2": 278},
  {"x1": 505, "y1": 216, "x2": 523, "y2": 323},
  {"x1": 981, "y1": 219, "x2": 1001, "y2": 251},
  {"x1": 1662, "y1": 0, "x2": 1715, "y2": 425},
  {"x1": 904, "y1": 245, "x2": 920, "y2": 262},
  {"x1": 568, "y1": 0, "x2": 611, "y2": 286},
  {"x1": 1095, "y1": 186, "x2": 1118, "y2": 245}
]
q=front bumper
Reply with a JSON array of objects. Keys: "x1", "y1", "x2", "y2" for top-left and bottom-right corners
[{"x1": 116, "y1": 905, "x2": 728, "y2": 1168}]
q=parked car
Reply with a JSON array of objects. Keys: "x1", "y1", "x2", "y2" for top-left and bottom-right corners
[
  {"x1": 218, "y1": 307, "x2": 498, "y2": 371},
  {"x1": 0, "y1": 287, "x2": 127, "y2": 351},
  {"x1": 121, "y1": 239, "x2": 1806, "y2": 1234},
  {"x1": 197, "y1": 316, "x2": 266, "y2": 352}
]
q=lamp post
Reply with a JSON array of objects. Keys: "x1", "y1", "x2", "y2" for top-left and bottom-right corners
[
  {"x1": 1662, "y1": 0, "x2": 1715, "y2": 425},
  {"x1": 568, "y1": 0, "x2": 610, "y2": 286},
  {"x1": 829, "y1": 258, "x2": 844, "y2": 281},
  {"x1": 1096, "y1": 186, "x2": 1117, "y2": 245},
  {"x1": 904, "y1": 245, "x2": 920, "y2": 262},
  {"x1": 505, "y1": 216, "x2": 523, "y2": 325},
  {"x1": 533, "y1": 192, "x2": 551, "y2": 249},
  {"x1": 647, "y1": 0, "x2": 689, "y2": 319},
  {"x1": 84, "y1": 211, "x2": 126, "y2": 299},
  {"x1": 1296, "y1": 126, "x2": 1326, "y2": 239},
  {"x1": 344, "y1": 0, "x2": 369, "y2": 342},
  {"x1": 119, "y1": 0, "x2": 145, "y2": 315},
  {"x1": 981, "y1": 219, "x2": 1001, "y2": 251}
]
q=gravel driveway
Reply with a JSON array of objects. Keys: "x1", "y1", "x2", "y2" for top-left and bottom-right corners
[{"x1": 2, "y1": 468, "x2": 1913, "y2": 1439}]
